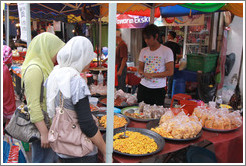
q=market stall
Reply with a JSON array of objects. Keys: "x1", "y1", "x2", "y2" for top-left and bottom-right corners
[{"x1": 3, "y1": 2, "x2": 244, "y2": 164}]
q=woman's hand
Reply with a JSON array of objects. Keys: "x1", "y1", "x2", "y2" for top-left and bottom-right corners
[
  {"x1": 40, "y1": 131, "x2": 50, "y2": 148},
  {"x1": 34, "y1": 120, "x2": 50, "y2": 148}
]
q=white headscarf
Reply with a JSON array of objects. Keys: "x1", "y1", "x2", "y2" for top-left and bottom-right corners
[{"x1": 46, "y1": 36, "x2": 96, "y2": 118}]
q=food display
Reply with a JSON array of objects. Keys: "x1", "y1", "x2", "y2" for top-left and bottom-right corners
[
  {"x1": 192, "y1": 106, "x2": 242, "y2": 131},
  {"x1": 90, "y1": 84, "x2": 107, "y2": 96},
  {"x1": 113, "y1": 131, "x2": 158, "y2": 155},
  {"x1": 150, "y1": 110, "x2": 202, "y2": 139},
  {"x1": 90, "y1": 104, "x2": 99, "y2": 112},
  {"x1": 122, "y1": 102, "x2": 169, "y2": 122},
  {"x1": 99, "y1": 115, "x2": 128, "y2": 129},
  {"x1": 92, "y1": 112, "x2": 130, "y2": 131},
  {"x1": 99, "y1": 90, "x2": 137, "y2": 107}
]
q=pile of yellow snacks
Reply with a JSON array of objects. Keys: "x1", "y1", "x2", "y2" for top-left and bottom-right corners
[
  {"x1": 113, "y1": 131, "x2": 158, "y2": 154},
  {"x1": 99, "y1": 115, "x2": 127, "y2": 129}
]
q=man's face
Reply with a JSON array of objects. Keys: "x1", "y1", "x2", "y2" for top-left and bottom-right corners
[
  {"x1": 167, "y1": 33, "x2": 173, "y2": 40},
  {"x1": 143, "y1": 34, "x2": 157, "y2": 47}
]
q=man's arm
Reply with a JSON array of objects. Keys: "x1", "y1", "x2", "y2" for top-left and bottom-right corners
[
  {"x1": 117, "y1": 57, "x2": 127, "y2": 76},
  {"x1": 143, "y1": 61, "x2": 174, "y2": 79},
  {"x1": 138, "y1": 61, "x2": 145, "y2": 77}
]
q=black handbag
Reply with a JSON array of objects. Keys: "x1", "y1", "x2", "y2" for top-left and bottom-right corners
[{"x1": 4, "y1": 64, "x2": 50, "y2": 143}]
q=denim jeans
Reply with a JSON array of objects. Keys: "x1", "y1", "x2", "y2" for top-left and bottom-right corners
[{"x1": 31, "y1": 140, "x2": 58, "y2": 163}]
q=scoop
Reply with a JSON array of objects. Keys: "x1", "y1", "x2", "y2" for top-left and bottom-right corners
[{"x1": 119, "y1": 124, "x2": 129, "y2": 139}]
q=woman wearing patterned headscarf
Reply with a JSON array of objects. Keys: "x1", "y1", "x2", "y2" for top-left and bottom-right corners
[
  {"x1": 21, "y1": 32, "x2": 65, "y2": 163},
  {"x1": 3, "y1": 45, "x2": 16, "y2": 122},
  {"x1": 46, "y1": 36, "x2": 106, "y2": 163}
]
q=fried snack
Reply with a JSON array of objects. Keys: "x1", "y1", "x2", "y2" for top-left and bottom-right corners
[
  {"x1": 151, "y1": 127, "x2": 173, "y2": 138},
  {"x1": 171, "y1": 123, "x2": 185, "y2": 139},
  {"x1": 159, "y1": 110, "x2": 174, "y2": 124},
  {"x1": 113, "y1": 131, "x2": 158, "y2": 154},
  {"x1": 99, "y1": 115, "x2": 127, "y2": 128}
]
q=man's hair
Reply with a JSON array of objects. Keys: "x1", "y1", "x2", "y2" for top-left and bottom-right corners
[
  {"x1": 169, "y1": 31, "x2": 176, "y2": 39},
  {"x1": 142, "y1": 24, "x2": 159, "y2": 39}
]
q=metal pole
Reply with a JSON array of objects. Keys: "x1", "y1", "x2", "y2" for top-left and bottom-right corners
[
  {"x1": 99, "y1": 17, "x2": 102, "y2": 66},
  {"x1": 6, "y1": 4, "x2": 9, "y2": 46},
  {"x1": 26, "y1": 3, "x2": 31, "y2": 47},
  {"x1": 105, "y1": 3, "x2": 117, "y2": 163},
  {"x1": 62, "y1": 22, "x2": 65, "y2": 41},
  {"x1": 150, "y1": 7, "x2": 155, "y2": 24},
  {"x1": 183, "y1": 26, "x2": 188, "y2": 57}
]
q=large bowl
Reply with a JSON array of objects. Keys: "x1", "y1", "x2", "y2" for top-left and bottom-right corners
[
  {"x1": 98, "y1": 96, "x2": 138, "y2": 109},
  {"x1": 103, "y1": 127, "x2": 165, "y2": 157},
  {"x1": 121, "y1": 106, "x2": 159, "y2": 122},
  {"x1": 92, "y1": 111, "x2": 130, "y2": 132}
]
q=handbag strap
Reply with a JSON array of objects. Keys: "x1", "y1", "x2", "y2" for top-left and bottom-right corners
[
  {"x1": 21, "y1": 64, "x2": 44, "y2": 105},
  {"x1": 59, "y1": 92, "x2": 76, "y2": 123}
]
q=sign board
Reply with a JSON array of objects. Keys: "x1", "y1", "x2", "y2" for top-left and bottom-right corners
[
  {"x1": 17, "y1": 3, "x2": 27, "y2": 42},
  {"x1": 116, "y1": 14, "x2": 204, "y2": 29},
  {"x1": 53, "y1": 21, "x2": 61, "y2": 31},
  {"x1": 116, "y1": 14, "x2": 150, "y2": 29}
]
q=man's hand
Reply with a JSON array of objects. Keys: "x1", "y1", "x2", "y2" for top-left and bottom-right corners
[
  {"x1": 117, "y1": 70, "x2": 122, "y2": 76},
  {"x1": 143, "y1": 73, "x2": 153, "y2": 79}
]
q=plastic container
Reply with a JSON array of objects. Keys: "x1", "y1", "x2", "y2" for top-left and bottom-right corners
[
  {"x1": 180, "y1": 100, "x2": 198, "y2": 115},
  {"x1": 171, "y1": 79, "x2": 185, "y2": 97},
  {"x1": 89, "y1": 97, "x2": 98, "y2": 106},
  {"x1": 186, "y1": 53, "x2": 219, "y2": 73}
]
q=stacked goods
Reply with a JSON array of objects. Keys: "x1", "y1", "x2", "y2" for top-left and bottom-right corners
[
  {"x1": 151, "y1": 110, "x2": 202, "y2": 139},
  {"x1": 90, "y1": 84, "x2": 107, "y2": 95},
  {"x1": 114, "y1": 90, "x2": 137, "y2": 105},
  {"x1": 101, "y1": 90, "x2": 137, "y2": 106},
  {"x1": 192, "y1": 107, "x2": 242, "y2": 130},
  {"x1": 138, "y1": 102, "x2": 167, "y2": 119}
]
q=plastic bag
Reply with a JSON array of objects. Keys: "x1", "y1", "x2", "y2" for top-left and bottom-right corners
[{"x1": 197, "y1": 71, "x2": 217, "y2": 103}]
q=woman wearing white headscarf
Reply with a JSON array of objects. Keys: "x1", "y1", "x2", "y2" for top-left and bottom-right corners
[{"x1": 46, "y1": 36, "x2": 106, "y2": 163}]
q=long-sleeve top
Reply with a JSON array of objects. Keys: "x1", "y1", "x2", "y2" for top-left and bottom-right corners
[{"x1": 23, "y1": 65, "x2": 47, "y2": 123}]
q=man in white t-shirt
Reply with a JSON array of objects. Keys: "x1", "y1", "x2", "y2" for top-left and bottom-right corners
[{"x1": 137, "y1": 24, "x2": 174, "y2": 106}]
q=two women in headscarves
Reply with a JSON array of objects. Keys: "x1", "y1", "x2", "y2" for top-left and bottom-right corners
[
  {"x1": 45, "y1": 36, "x2": 106, "y2": 163},
  {"x1": 21, "y1": 32, "x2": 65, "y2": 163},
  {"x1": 3, "y1": 45, "x2": 16, "y2": 124}
]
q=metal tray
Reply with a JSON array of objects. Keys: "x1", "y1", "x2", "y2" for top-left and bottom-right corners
[
  {"x1": 92, "y1": 111, "x2": 130, "y2": 132},
  {"x1": 202, "y1": 125, "x2": 241, "y2": 133},
  {"x1": 146, "y1": 119, "x2": 203, "y2": 142},
  {"x1": 102, "y1": 127, "x2": 165, "y2": 157},
  {"x1": 98, "y1": 96, "x2": 138, "y2": 109},
  {"x1": 121, "y1": 106, "x2": 159, "y2": 122}
]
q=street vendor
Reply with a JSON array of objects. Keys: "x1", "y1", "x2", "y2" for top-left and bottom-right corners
[
  {"x1": 137, "y1": 24, "x2": 174, "y2": 106},
  {"x1": 164, "y1": 31, "x2": 182, "y2": 98}
]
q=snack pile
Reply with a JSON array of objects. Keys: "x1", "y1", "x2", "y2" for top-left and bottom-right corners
[
  {"x1": 113, "y1": 131, "x2": 158, "y2": 154},
  {"x1": 151, "y1": 110, "x2": 202, "y2": 139},
  {"x1": 99, "y1": 115, "x2": 127, "y2": 129},
  {"x1": 192, "y1": 106, "x2": 242, "y2": 130}
]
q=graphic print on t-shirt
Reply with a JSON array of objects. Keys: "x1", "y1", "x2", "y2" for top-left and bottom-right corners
[{"x1": 144, "y1": 55, "x2": 162, "y2": 83}]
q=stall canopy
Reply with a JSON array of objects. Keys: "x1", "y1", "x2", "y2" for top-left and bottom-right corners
[
  {"x1": 8, "y1": 3, "x2": 101, "y2": 22},
  {"x1": 7, "y1": 3, "x2": 243, "y2": 22}
]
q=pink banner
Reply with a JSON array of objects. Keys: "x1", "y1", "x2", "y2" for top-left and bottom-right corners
[{"x1": 116, "y1": 14, "x2": 150, "y2": 29}]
